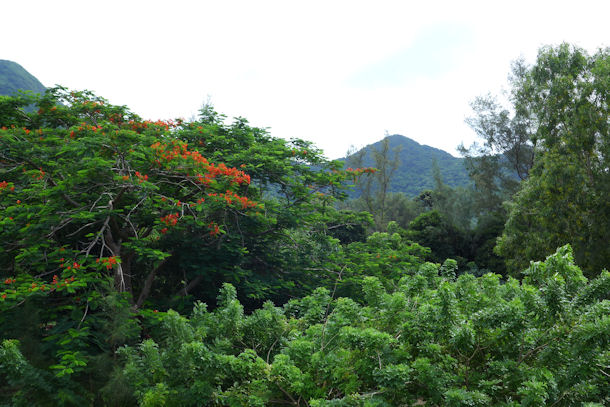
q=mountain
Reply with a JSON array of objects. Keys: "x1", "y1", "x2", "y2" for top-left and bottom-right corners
[
  {"x1": 0, "y1": 60, "x2": 46, "y2": 96},
  {"x1": 341, "y1": 134, "x2": 470, "y2": 196}
]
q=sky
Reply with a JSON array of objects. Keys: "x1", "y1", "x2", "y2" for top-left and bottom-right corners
[{"x1": 2, "y1": 0, "x2": 609, "y2": 158}]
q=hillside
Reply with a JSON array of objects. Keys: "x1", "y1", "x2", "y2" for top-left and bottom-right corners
[
  {"x1": 0, "y1": 60, "x2": 46, "y2": 96},
  {"x1": 342, "y1": 134, "x2": 470, "y2": 196}
]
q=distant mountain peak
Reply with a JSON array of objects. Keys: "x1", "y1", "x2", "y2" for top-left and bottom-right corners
[
  {"x1": 383, "y1": 134, "x2": 456, "y2": 156},
  {"x1": 341, "y1": 134, "x2": 470, "y2": 196},
  {"x1": 0, "y1": 60, "x2": 46, "y2": 96}
]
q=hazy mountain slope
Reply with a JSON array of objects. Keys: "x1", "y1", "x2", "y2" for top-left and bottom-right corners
[
  {"x1": 341, "y1": 134, "x2": 470, "y2": 196},
  {"x1": 0, "y1": 60, "x2": 46, "y2": 96}
]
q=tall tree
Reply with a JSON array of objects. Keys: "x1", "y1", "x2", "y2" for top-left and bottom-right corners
[
  {"x1": 497, "y1": 44, "x2": 610, "y2": 276},
  {"x1": 459, "y1": 59, "x2": 538, "y2": 214},
  {"x1": 0, "y1": 87, "x2": 362, "y2": 396},
  {"x1": 346, "y1": 134, "x2": 401, "y2": 230}
]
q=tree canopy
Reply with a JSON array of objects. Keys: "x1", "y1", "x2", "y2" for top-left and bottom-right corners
[
  {"x1": 0, "y1": 87, "x2": 372, "y2": 400},
  {"x1": 496, "y1": 44, "x2": 610, "y2": 276}
]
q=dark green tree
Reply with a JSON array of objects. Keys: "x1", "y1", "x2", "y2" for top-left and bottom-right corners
[
  {"x1": 98, "y1": 245, "x2": 610, "y2": 406},
  {"x1": 406, "y1": 210, "x2": 468, "y2": 266},
  {"x1": 497, "y1": 44, "x2": 610, "y2": 276},
  {"x1": 458, "y1": 57, "x2": 540, "y2": 219}
]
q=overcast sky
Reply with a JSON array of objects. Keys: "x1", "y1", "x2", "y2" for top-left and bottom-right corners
[{"x1": 3, "y1": 1, "x2": 608, "y2": 158}]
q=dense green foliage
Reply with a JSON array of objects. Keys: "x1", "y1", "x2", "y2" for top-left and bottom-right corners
[
  {"x1": 341, "y1": 133, "x2": 508, "y2": 275},
  {"x1": 49, "y1": 246, "x2": 610, "y2": 406},
  {"x1": 0, "y1": 60, "x2": 46, "y2": 96},
  {"x1": 1, "y1": 44, "x2": 609, "y2": 406},
  {"x1": 496, "y1": 44, "x2": 610, "y2": 277},
  {"x1": 344, "y1": 164, "x2": 506, "y2": 275}
]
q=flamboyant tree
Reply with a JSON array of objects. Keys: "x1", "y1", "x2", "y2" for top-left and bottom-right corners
[
  {"x1": 0, "y1": 87, "x2": 368, "y2": 387},
  {"x1": 0, "y1": 88, "x2": 262, "y2": 305}
]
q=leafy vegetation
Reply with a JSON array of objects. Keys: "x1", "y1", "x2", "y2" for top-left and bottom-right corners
[
  {"x1": 496, "y1": 44, "x2": 610, "y2": 277},
  {"x1": 17, "y1": 244, "x2": 604, "y2": 406},
  {"x1": 1, "y1": 44, "x2": 609, "y2": 406}
]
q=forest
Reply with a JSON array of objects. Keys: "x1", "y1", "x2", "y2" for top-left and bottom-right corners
[{"x1": 0, "y1": 44, "x2": 608, "y2": 406}]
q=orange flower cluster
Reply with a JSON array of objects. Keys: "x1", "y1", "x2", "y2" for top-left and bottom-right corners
[
  {"x1": 217, "y1": 190, "x2": 258, "y2": 209},
  {"x1": 205, "y1": 163, "x2": 251, "y2": 186},
  {"x1": 160, "y1": 213, "x2": 179, "y2": 227},
  {"x1": 96, "y1": 256, "x2": 118, "y2": 270},
  {"x1": 150, "y1": 141, "x2": 251, "y2": 186},
  {"x1": 124, "y1": 119, "x2": 177, "y2": 132},
  {"x1": 49, "y1": 274, "x2": 75, "y2": 291},
  {"x1": 33, "y1": 169, "x2": 45, "y2": 180},
  {"x1": 345, "y1": 167, "x2": 377, "y2": 174},
  {"x1": 81, "y1": 100, "x2": 102, "y2": 108},
  {"x1": 77, "y1": 101, "x2": 102, "y2": 115},
  {"x1": 149, "y1": 119, "x2": 177, "y2": 130},
  {"x1": 151, "y1": 141, "x2": 207, "y2": 164},
  {"x1": 0, "y1": 181, "x2": 14, "y2": 192},
  {"x1": 107, "y1": 113, "x2": 124, "y2": 124},
  {"x1": 135, "y1": 171, "x2": 148, "y2": 183},
  {"x1": 208, "y1": 222, "x2": 220, "y2": 236},
  {"x1": 290, "y1": 149, "x2": 310, "y2": 157},
  {"x1": 73, "y1": 123, "x2": 103, "y2": 133},
  {"x1": 4, "y1": 278, "x2": 15, "y2": 284},
  {"x1": 58, "y1": 258, "x2": 81, "y2": 270}
]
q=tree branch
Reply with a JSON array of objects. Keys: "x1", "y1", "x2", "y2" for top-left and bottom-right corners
[
  {"x1": 174, "y1": 274, "x2": 204, "y2": 298},
  {"x1": 134, "y1": 258, "x2": 169, "y2": 309}
]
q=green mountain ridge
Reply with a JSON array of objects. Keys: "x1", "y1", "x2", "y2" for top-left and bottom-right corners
[
  {"x1": 0, "y1": 60, "x2": 46, "y2": 96},
  {"x1": 341, "y1": 134, "x2": 470, "y2": 196}
]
